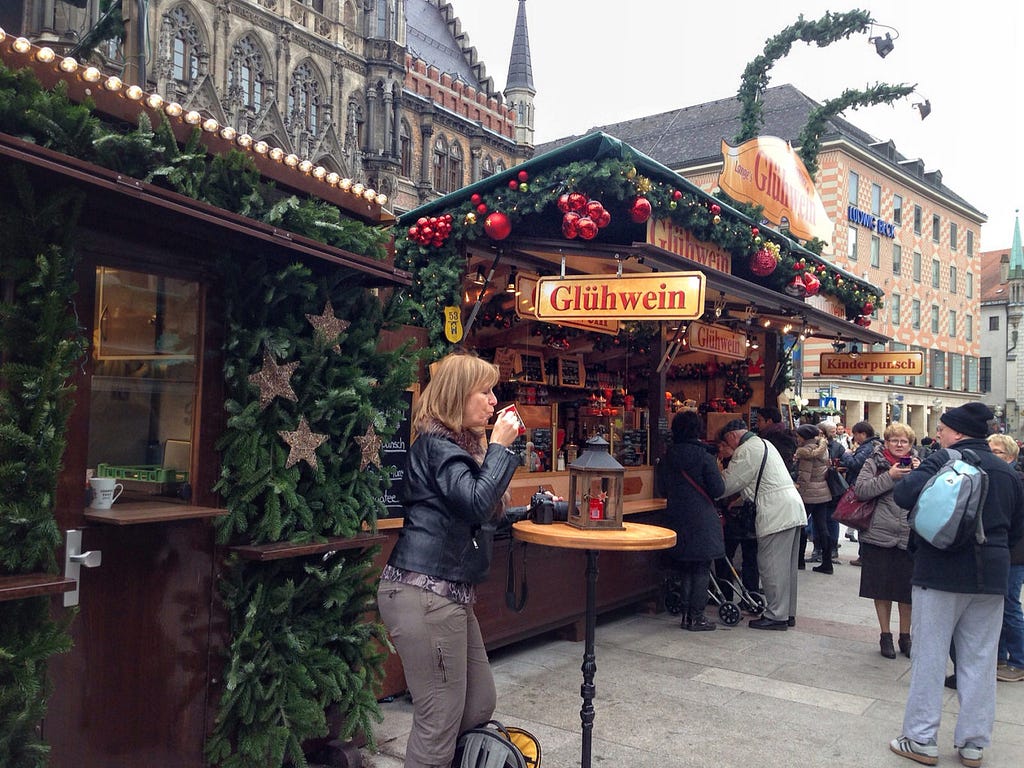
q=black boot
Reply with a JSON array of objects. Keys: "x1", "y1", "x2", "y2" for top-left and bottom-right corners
[
  {"x1": 812, "y1": 538, "x2": 834, "y2": 574},
  {"x1": 880, "y1": 632, "x2": 896, "y2": 659},
  {"x1": 898, "y1": 633, "x2": 911, "y2": 658},
  {"x1": 686, "y1": 610, "x2": 716, "y2": 631}
]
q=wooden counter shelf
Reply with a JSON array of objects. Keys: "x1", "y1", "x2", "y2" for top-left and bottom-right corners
[
  {"x1": 0, "y1": 573, "x2": 76, "y2": 603},
  {"x1": 229, "y1": 532, "x2": 387, "y2": 561},
  {"x1": 84, "y1": 501, "x2": 228, "y2": 525}
]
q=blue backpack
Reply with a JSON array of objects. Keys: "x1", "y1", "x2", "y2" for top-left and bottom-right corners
[{"x1": 909, "y1": 449, "x2": 988, "y2": 550}]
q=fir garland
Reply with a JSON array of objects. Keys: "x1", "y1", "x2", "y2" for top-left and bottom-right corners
[{"x1": 397, "y1": 153, "x2": 880, "y2": 354}]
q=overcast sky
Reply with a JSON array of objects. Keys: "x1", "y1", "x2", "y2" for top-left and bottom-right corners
[{"x1": 447, "y1": 0, "x2": 1022, "y2": 252}]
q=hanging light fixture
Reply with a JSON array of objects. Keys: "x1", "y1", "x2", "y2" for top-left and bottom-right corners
[
  {"x1": 867, "y1": 24, "x2": 899, "y2": 58},
  {"x1": 913, "y1": 99, "x2": 932, "y2": 120},
  {"x1": 471, "y1": 265, "x2": 486, "y2": 286},
  {"x1": 849, "y1": 343, "x2": 861, "y2": 359},
  {"x1": 506, "y1": 266, "x2": 518, "y2": 294}
]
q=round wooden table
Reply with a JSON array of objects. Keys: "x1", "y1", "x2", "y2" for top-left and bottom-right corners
[{"x1": 512, "y1": 520, "x2": 676, "y2": 768}]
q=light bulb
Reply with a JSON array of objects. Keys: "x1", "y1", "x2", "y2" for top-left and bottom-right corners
[
  {"x1": 82, "y1": 67, "x2": 102, "y2": 83},
  {"x1": 103, "y1": 76, "x2": 123, "y2": 92},
  {"x1": 339, "y1": 178, "x2": 353, "y2": 191},
  {"x1": 201, "y1": 118, "x2": 219, "y2": 132},
  {"x1": 283, "y1": 153, "x2": 299, "y2": 167},
  {"x1": 235, "y1": 133, "x2": 253, "y2": 148},
  {"x1": 375, "y1": 193, "x2": 388, "y2": 206},
  {"x1": 164, "y1": 102, "x2": 183, "y2": 117},
  {"x1": 268, "y1": 147, "x2": 285, "y2": 161},
  {"x1": 325, "y1": 172, "x2": 340, "y2": 185},
  {"x1": 36, "y1": 47, "x2": 55, "y2": 63},
  {"x1": 219, "y1": 126, "x2": 237, "y2": 141},
  {"x1": 253, "y1": 140, "x2": 269, "y2": 154},
  {"x1": 297, "y1": 159, "x2": 313, "y2": 173},
  {"x1": 59, "y1": 57, "x2": 79, "y2": 73},
  {"x1": 184, "y1": 110, "x2": 202, "y2": 125},
  {"x1": 125, "y1": 85, "x2": 144, "y2": 101},
  {"x1": 363, "y1": 188, "x2": 376, "y2": 201},
  {"x1": 352, "y1": 182, "x2": 365, "y2": 196},
  {"x1": 312, "y1": 166, "x2": 326, "y2": 180},
  {"x1": 145, "y1": 93, "x2": 164, "y2": 110},
  {"x1": 13, "y1": 37, "x2": 31, "y2": 54}
]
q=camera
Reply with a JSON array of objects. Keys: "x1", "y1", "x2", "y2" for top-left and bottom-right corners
[
  {"x1": 899, "y1": 456, "x2": 912, "y2": 467},
  {"x1": 529, "y1": 487, "x2": 568, "y2": 524}
]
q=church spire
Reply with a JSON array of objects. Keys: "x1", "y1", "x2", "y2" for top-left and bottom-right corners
[
  {"x1": 1009, "y1": 210, "x2": 1024, "y2": 276},
  {"x1": 504, "y1": 0, "x2": 536, "y2": 148}
]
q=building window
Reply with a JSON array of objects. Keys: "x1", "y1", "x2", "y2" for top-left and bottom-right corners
[
  {"x1": 229, "y1": 36, "x2": 265, "y2": 112},
  {"x1": 374, "y1": 0, "x2": 397, "y2": 38},
  {"x1": 989, "y1": 315, "x2": 1000, "y2": 331},
  {"x1": 893, "y1": 194, "x2": 903, "y2": 225},
  {"x1": 967, "y1": 230, "x2": 975, "y2": 258},
  {"x1": 848, "y1": 171, "x2": 859, "y2": 205},
  {"x1": 931, "y1": 259, "x2": 940, "y2": 288},
  {"x1": 432, "y1": 136, "x2": 448, "y2": 192},
  {"x1": 966, "y1": 271, "x2": 974, "y2": 298},
  {"x1": 980, "y1": 357, "x2": 991, "y2": 392},
  {"x1": 847, "y1": 226, "x2": 858, "y2": 260},
  {"x1": 930, "y1": 349, "x2": 945, "y2": 388},
  {"x1": 949, "y1": 265, "x2": 957, "y2": 294},
  {"x1": 168, "y1": 7, "x2": 202, "y2": 85},
  {"x1": 913, "y1": 345, "x2": 927, "y2": 387},
  {"x1": 447, "y1": 141, "x2": 464, "y2": 195},
  {"x1": 948, "y1": 309, "x2": 957, "y2": 338},
  {"x1": 911, "y1": 299, "x2": 921, "y2": 329},
  {"x1": 950, "y1": 222, "x2": 958, "y2": 251},
  {"x1": 871, "y1": 183, "x2": 881, "y2": 215},
  {"x1": 932, "y1": 214, "x2": 941, "y2": 243},
  {"x1": 950, "y1": 353, "x2": 963, "y2": 390},
  {"x1": 892, "y1": 243, "x2": 902, "y2": 275},
  {"x1": 890, "y1": 294, "x2": 901, "y2": 326},
  {"x1": 914, "y1": 204, "x2": 922, "y2": 235},
  {"x1": 966, "y1": 314, "x2": 973, "y2": 342},
  {"x1": 931, "y1": 305, "x2": 939, "y2": 334},
  {"x1": 870, "y1": 236, "x2": 880, "y2": 267},
  {"x1": 913, "y1": 251, "x2": 921, "y2": 282},
  {"x1": 481, "y1": 155, "x2": 494, "y2": 178},
  {"x1": 288, "y1": 63, "x2": 322, "y2": 136},
  {"x1": 399, "y1": 120, "x2": 412, "y2": 177}
]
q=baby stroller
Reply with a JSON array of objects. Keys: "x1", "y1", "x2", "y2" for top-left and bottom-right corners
[{"x1": 665, "y1": 555, "x2": 766, "y2": 626}]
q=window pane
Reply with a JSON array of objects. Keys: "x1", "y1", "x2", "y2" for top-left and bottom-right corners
[
  {"x1": 893, "y1": 194, "x2": 902, "y2": 225},
  {"x1": 848, "y1": 171, "x2": 859, "y2": 204},
  {"x1": 892, "y1": 243, "x2": 902, "y2": 274},
  {"x1": 847, "y1": 226, "x2": 858, "y2": 260},
  {"x1": 871, "y1": 183, "x2": 881, "y2": 215}
]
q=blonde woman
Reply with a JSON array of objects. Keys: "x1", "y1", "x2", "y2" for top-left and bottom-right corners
[
  {"x1": 987, "y1": 433, "x2": 1024, "y2": 682},
  {"x1": 854, "y1": 422, "x2": 919, "y2": 659},
  {"x1": 377, "y1": 351, "x2": 521, "y2": 768}
]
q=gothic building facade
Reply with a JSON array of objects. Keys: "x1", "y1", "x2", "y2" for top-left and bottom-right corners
[{"x1": 10, "y1": 0, "x2": 535, "y2": 214}]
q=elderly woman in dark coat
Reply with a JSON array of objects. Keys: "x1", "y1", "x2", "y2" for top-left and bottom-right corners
[{"x1": 656, "y1": 410, "x2": 726, "y2": 630}]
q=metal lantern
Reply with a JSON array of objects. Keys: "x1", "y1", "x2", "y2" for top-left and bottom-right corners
[{"x1": 567, "y1": 435, "x2": 625, "y2": 530}]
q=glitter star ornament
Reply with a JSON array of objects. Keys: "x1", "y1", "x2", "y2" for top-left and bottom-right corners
[
  {"x1": 278, "y1": 417, "x2": 328, "y2": 469},
  {"x1": 248, "y1": 350, "x2": 300, "y2": 410},
  {"x1": 306, "y1": 300, "x2": 350, "y2": 352},
  {"x1": 354, "y1": 423, "x2": 384, "y2": 471}
]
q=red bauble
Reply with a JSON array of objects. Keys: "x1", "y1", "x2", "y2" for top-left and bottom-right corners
[
  {"x1": 672, "y1": 189, "x2": 682, "y2": 201},
  {"x1": 802, "y1": 271, "x2": 821, "y2": 297},
  {"x1": 710, "y1": 203, "x2": 721, "y2": 215},
  {"x1": 508, "y1": 180, "x2": 518, "y2": 190},
  {"x1": 629, "y1": 196, "x2": 652, "y2": 224},
  {"x1": 562, "y1": 212, "x2": 580, "y2": 239},
  {"x1": 567, "y1": 192, "x2": 589, "y2": 212},
  {"x1": 476, "y1": 202, "x2": 488, "y2": 215},
  {"x1": 750, "y1": 248, "x2": 778, "y2": 276},
  {"x1": 586, "y1": 200, "x2": 605, "y2": 220},
  {"x1": 517, "y1": 170, "x2": 529, "y2": 182},
  {"x1": 483, "y1": 211, "x2": 512, "y2": 240},
  {"x1": 855, "y1": 315, "x2": 872, "y2": 328},
  {"x1": 557, "y1": 193, "x2": 571, "y2": 213},
  {"x1": 862, "y1": 301, "x2": 874, "y2": 314},
  {"x1": 470, "y1": 193, "x2": 482, "y2": 205},
  {"x1": 595, "y1": 209, "x2": 612, "y2": 228},
  {"x1": 576, "y1": 216, "x2": 598, "y2": 240},
  {"x1": 750, "y1": 227, "x2": 759, "y2": 238}
]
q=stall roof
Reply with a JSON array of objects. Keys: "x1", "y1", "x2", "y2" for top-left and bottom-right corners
[
  {"x1": 401, "y1": 131, "x2": 886, "y2": 345},
  {"x1": 1, "y1": 133, "x2": 410, "y2": 287}
]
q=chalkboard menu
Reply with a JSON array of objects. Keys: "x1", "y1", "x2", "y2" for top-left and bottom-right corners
[
  {"x1": 514, "y1": 351, "x2": 546, "y2": 383},
  {"x1": 379, "y1": 389, "x2": 413, "y2": 519},
  {"x1": 557, "y1": 354, "x2": 586, "y2": 388}
]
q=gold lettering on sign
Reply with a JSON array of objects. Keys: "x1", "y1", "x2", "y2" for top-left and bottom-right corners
[
  {"x1": 687, "y1": 321, "x2": 747, "y2": 360},
  {"x1": 818, "y1": 352, "x2": 924, "y2": 377},
  {"x1": 646, "y1": 219, "x2": 733, "y2": 274},
  {"x1": 536, "y1": 272, "x2": 705, "y2": 320}
]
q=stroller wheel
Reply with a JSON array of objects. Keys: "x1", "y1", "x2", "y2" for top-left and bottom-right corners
[
  {"x1": 718, "y1": 602, "x2": 741, "y2": 626},
  {"x1": 747, "y1": 591, "x2": 767, "y2": 615}
]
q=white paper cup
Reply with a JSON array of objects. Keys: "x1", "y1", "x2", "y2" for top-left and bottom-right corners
[{"x1": 89, "y1": 476, "x2": 124, "y2": 509}]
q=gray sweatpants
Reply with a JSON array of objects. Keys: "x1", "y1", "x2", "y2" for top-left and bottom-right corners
[
  {"x1": 902, "y1": 586, "x2": 1003, "y2": 749},
  {"x1": 758, "y1": 525, "x2": 801, "y2": 621},
  {"x1": 377, "y1": 581, "x2": 496, "y2": 768}
]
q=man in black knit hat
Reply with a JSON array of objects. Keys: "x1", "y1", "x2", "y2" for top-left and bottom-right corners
[{"x1": 889, "y1": 402, "x2": 1024, "y2": 767}]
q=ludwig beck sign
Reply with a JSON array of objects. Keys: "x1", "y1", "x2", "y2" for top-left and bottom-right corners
[
  {"x1": 718, "y1": 136, "x2": 834, "y2": 244},
  {"x1": 819, "y1": 352, "x2": 924, "y2": 377},
  {"x1": 535, "y1": 272, "x2": 705, "y2": 321}
]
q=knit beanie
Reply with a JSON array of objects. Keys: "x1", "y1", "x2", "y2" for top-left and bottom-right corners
[
  {"x1": 939, "y1": 402, "x2": 993, "y2": 438},
  {"x1": 796, "y1": 424, "x2": 821, "y2": 441},
  {"x1": 717, "y1": 418, "x2": 748, "y2": 441}
]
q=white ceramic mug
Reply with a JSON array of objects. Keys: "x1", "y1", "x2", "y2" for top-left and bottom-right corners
[{"x1": 89, "y1": 476, "x2": 124, "y2": 509}]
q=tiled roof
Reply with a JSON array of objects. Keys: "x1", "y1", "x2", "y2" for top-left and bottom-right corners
[
  {"x1": 406, "y1": 0, "x2": 488, "y2": 90},
  {"x1": 539, "y1": 84, "x2": 982, "y2": 217},
  {"x1": 980, "y1": 249, "x2": 1009, "y2": 304}
]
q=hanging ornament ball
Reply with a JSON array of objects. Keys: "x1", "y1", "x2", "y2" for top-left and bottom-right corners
[
  {"x1": 508, "y1": 179, "x2": 519, "y2": 190},
  {"x1": 669, "y1": 201, "x2": 677, "y2": 210},
  {"x1": 713, "y1": 215, "x2": 721, "y2": 225},
  {"x1": 464, "y1": 211, "x2": 477, "y2": 225},
  {"x1": 862, "y1": 300, "x2": 875, "y2": 314},
  {"x1": 750, "y1": 248, "x2": 779, "y2": 277},
  {"x1": 484, "y1": 211, "x2": 512, "y2": 240},
  {"x1": 855, "y1": 315, "x2": 872, "y2": 328},
  {"x1": 470, "y1": 193, "x2": 482, "y2": 205},
  {"x1": 672, "y1": 189, "x2": 683, "y2": 201},
  {"x1": 629, "y1": 196, "x2": 652, "y2": 224},
  {"x1": 519, "y1": 182, "x2": 529, "y2": 192},
  {"x1": 754, "y1": 236, "x2": 762, "y2": 245},
  {"x1": 751, "y1": 227, "x2": 759, "y2": 238},
  {"x1": 626, "y1": 166, "x2": 637, "y2": 179},
  {"x1": 595, "y1": 208, "x2": 612, "y2": 228},
  {"x1": 518, "y1": 170, "x2": 529, "y2": 182},
  {"x1": 476, "y1": 202, "x2": 489, "y2": 215},
  {"x1": 586, "y1": 200, "x2": 605, "y2": 220},
  {"x1": 557, "y1": 193, "x2": 571, "y2": 213},
  {"x1": 576, "y1": 216, "x2": 599, "y2": 240},
  {"x1": 562, "y1": 211, "x2": 581, "y2": 239},
  {"x1": 836, "y1": 277, "x2": 844, "y2": 286},
  {"x1": 567, "y1": 192, "x2": 589, "y2": 212},
  {"x1": 710, "y1": 203, "x2": 721, "y2": 215}
]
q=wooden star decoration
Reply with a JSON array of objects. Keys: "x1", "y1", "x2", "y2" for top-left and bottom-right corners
[
  {"x1": 248, "y1": 350, "x2": 300, "y2": 410},
  {"x1": 306, "y1": 300, "x2": 350, "y2": 352},
  {"x1": 278, "y1": 417, "x2": 328, "y2": 469},
  {"x1": 354, "y1": 423, "x2": 384, "y2": 471}
]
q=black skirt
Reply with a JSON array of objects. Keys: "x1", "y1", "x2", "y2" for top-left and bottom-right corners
[{"x1": 858, "y1": 542, "x2": 913, "y2": 604}]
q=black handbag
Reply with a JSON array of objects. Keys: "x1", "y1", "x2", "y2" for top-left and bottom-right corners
[
  {"x1": 825, "y1": 465, "x2": 849, "y2": 499},
  {"x1": 728, "y1": 442, "x2": 767, "y2": 539}
]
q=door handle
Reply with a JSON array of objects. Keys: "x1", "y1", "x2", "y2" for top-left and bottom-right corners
[{"x1": 63, "y1": 529, "x2": 102, "y2": 608}]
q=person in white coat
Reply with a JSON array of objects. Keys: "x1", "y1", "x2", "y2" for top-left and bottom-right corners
[{"x1": 718, "y1": 419, "x2": 807, "y2": 630}]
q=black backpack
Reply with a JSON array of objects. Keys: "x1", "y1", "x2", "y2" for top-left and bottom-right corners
[{"x1": 452, "y1": 720, "x2": 540, "y2": 768}]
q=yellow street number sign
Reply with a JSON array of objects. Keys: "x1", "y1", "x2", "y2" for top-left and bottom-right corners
[{"x1": 444, "y1": 306, "x2": 463, "y2": 343}]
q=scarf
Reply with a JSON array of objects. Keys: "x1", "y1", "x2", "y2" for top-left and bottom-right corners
[{"x1": 881, "y1": 447, "x2": 901, "y2": 466}]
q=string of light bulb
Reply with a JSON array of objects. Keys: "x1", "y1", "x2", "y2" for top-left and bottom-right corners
[{"x1": 0, "y1": 28, "x2": 388, "y2": 209}]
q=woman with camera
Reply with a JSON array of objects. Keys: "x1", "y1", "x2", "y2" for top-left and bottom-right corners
[{"x1": 853, "y1": 422, "x2": 919, "y2": 659}]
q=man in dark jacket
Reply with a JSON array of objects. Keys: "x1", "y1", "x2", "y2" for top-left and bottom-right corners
[
  {"x1": 756, "y1": 406, "x2": 797, "y2": 470},
  {"x1": 888, "y1": 403, "x2": 1024, "y2": 767}
]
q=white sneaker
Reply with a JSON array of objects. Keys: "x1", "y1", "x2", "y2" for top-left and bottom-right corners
[
  {"x1": 958, "y1": 742, "x2": 983, "y2": 767},
  {"x1": 889, "y1": 736, "x2": 938, "y2": 766}
]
